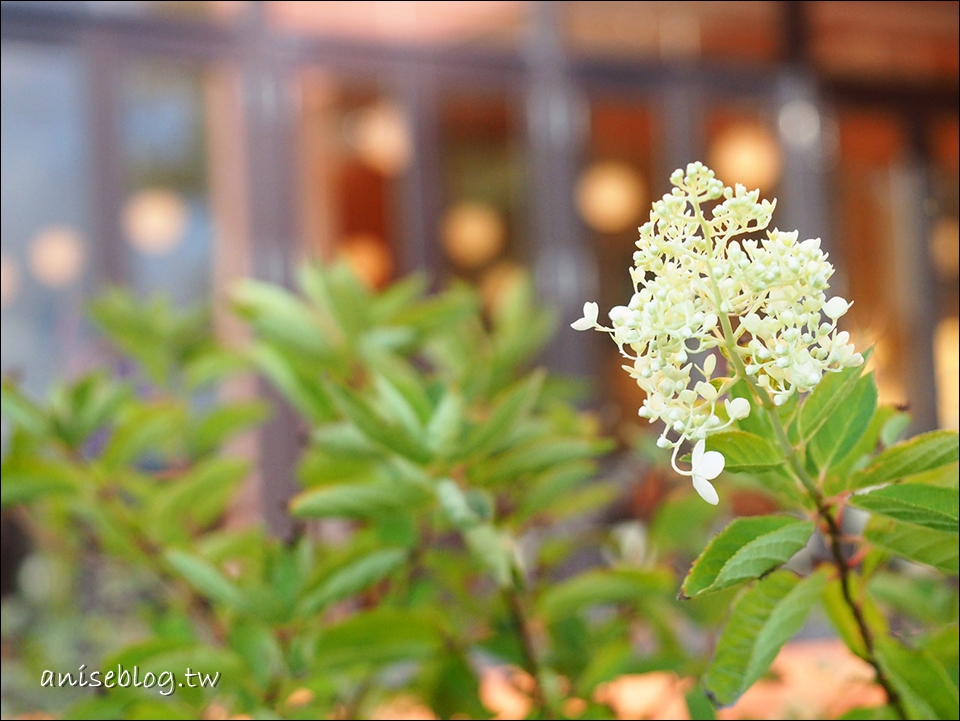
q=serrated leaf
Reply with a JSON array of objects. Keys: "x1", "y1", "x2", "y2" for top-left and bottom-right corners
[
  {"x1": 191, "y1": 400, "x2": 269, "y2": 456},
  {"x1": 703, "y1": 431, "x2": 784, "y2": 472},
  {"x1": 165, "y1": 550, "x2": 248, "y2": 611},
  {"x1": 704, "y1": 569, "x2": 827, "y2": 707},
  {"x1": 864, "y1": 517, "x2": 958, "y2": 575},
  {"x1": 876, "y1": 637, "x2": 960, "y2": 720},
  {"x1": 290, "y1": 478, "x2": 430, "y2": 519},
  {"x1": 298, "y1": 548, "x2": 407, "y2": 615},
  {"x1": 314, "y1": 608, "x2": 443, "y2": 670},
  {"x1": 849, "y1": 430, "x2": 959, "y2": 491},
  {"x1": 681, "y1": 516, "x2": 814, "y2": 598},
  {"x1": 537, "y1": 568, "x2": 673, "y2": 622},
  {"x1": 809, "y1": 373, "x2": 877, "y2": 471},
  {"x1": 824, "y1": 405, "x2": 898, "y2": 496},
  {"x1": 800, "y1": 357, "x2": 871, "y2": 441},
  {"x1": 460, "y1": 370, "x2": 545, "y2": 458},
  {"x1": 851, "y1": 483, "x2": 958, "y2": 533},
  {"x1": 325, "y1": 381, "x2": 433, "y2": 465}
]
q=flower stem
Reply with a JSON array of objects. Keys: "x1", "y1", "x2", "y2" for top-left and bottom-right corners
[{"x1": 690, "y1": 192, "x2": 906, "y2": 719}]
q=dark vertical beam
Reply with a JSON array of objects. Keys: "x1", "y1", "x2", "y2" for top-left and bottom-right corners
[
  {"x1": 891, "y1": 119, "x2": 940, "y2": 433},
  {"x1": 525, "y1": 1, "x2": 594, "y2": 378},
  {"x1": 395, "y1": 60, "x2": 443, "y2": 281},
  {"x1": 85, "y1": 30, "x2": 127, "y2": 287},
  {"x1": 240, "y1": 3, "x2": 303, "y2": 540}
]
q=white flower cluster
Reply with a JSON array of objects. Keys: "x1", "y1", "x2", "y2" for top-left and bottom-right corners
[{"x1": 572, "y1": 162, "x2": 863, "y2": 503}]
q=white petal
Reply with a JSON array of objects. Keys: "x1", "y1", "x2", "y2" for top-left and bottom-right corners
[
  {"x1": 698, "y1": 450, "x2": 726, "y2": 480},
  {"x1": 570, "y1": 301, "x2": 599, "y2": 331},
  {"x1": 823, "y1": 296, "x2": 851, "y2": 320},
  {"x1": 583, "y1": 301, "x2": 599, "y2": 324},
  {"x1": 692, "y1": 475, "x2": 719, "y2": 505},
  {"x1": 725, "y1": 397, "x2": 751, "y2": 420},
  {"x1": 691, "y1": 438, "x2": 706, "y2": 465}
]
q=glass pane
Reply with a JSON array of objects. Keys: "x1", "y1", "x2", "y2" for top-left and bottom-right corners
[
  {"x1": 563, "y1": 1, "x2": 782, "y2": 64},
  {"x1": 120, "y1": 59, "x2": 215, "y2": 305},
  {"x1": 438, "y1": 89, "x2": 526, "y2": 308},
  {"x1": 1, "y1": 42, "x2": 95, "y2": 396}
]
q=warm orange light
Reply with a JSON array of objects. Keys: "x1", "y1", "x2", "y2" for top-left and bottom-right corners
[
  {"x1": 935, "y1": 317, "x2": 959, "y2": 430},
  {"x1": 441, "y1": 201, "x2": 507, "y2": 269},
  {"x1": 575, "y1": 161, "x2": 646, "y2": 234},
  {"x1": 479, "y1": 260, "x2": 524, "y2": 313},
  {"x1": 709, "y1": 122, "x2": 781, "y2": 191},
  {"x1": 346, "y1": 101, "x2": 412, "y2": 176},
  {"x1": 122, "y1": 188, "x2": 189, "y2": 255},
  {"x1": 1, "y1": 253, "x2": 21, "y2": 307},
  {"x1": 931, "y1": 218, "x2": 959, "y2": 280},
  {"x1": 338, "y1": 233, "x2": 393, "y2": 288},
  {"x1": 28, "y1": 226, "x2": 86, "y2": 288}
]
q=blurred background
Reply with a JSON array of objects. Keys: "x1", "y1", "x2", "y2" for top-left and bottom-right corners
[{"x1": 2, "y1": 0, "x2": 958, "y2": 466}]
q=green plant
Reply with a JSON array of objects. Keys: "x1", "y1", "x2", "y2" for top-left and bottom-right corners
[
  {"x1": 3, "y1": 266, "x2": 716, "y2": 719},
  {"x1": 574, "y1": 162, "x2": 959, "y2": 719}
]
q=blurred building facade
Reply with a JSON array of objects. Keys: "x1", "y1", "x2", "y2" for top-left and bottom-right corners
[{"x1": 2, "y1": 1, "x2": 958, "y2": 445}]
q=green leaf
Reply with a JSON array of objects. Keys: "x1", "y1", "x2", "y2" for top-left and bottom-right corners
[
  {"x1": 681, "y1": 516, "x2": 814, "y2": 598},
  {"x1": 313, "y1": 608, "x2": 443, "y2": 670},
  {"x1": 864, "y1": 517, "x2": 959, "y2": 575},
  {"x1": 0, "y1": 457, "x2": 82, "y2": 506},
  {"x1": 875, "y1": 637, "x2": 960, "y2": 720},
  {"x1": 165, "y1": 550, "x2": 248, "y2": 611},
  {"x1": 704, "y1": 569, "x2": 827, "y2": 707},
  {"x1": 325, "y1": 381, "x2": 433, "y2": 465},
  {"x1": 800, "y1": 357, "x2": 870, "y2": 442},
  {"x1": 248, "y1": 343, "x2": 336, "y2": 422},
  {"x1": 850, "y1": 483, "x2": 958, "y2": 533},
  {"x1": 809, "y1": 373, "x2": 877, "y2": 471},
  {"x1": 424, "y1": 650, "x2": 488, "y2": 721},
  {"x1": 232, "y1": 279, "x2": 339, "y2": 361},
  {"x1": 290, "y1": 478, "x2": 430, "y2": 519},
  {"x1": 821, "y1": 576, "x2": 889, "y2": 659},
  {"x1": 102, "y1": 403, "x2": 185, "y2": 470},
  {"x1": 537, "y1": 568, "x2": 673, "y2": 622},
  {"x1": 1, "y1": 380, "x2": 48, "y2": 437},
  {"x1": 824, "y1": 404, "x2": 898, "y2": 495},
  {"x1": 298, "y1": 548, "x2": 407, "y2": 615},
  {"x1": 460, "y1": 370, "x2": 545, "y2": 458},
  {"x1": 475, "y1": 437, "x2": 606, "y2": 486},
  {"x1": 149, "y1": 457, "x2": 249, "y2": 539},
  {"x1": 426, "y1": 389, "x2": 463, "y2": 459},
  {"x1": 228, "y1": 620, "x2": 285, "y2": 689},
  {"x1": 464, "y1": 524, "x2": 514, "y2": 588},
  {"x1": 436, "y1": 478, "x2": 481, "y2": 529},
  {"x1": 373, "y1": 371, "x2": 423, "y2": 436},
  {"x1": 519, "y1": 460, "x2": 596, "y2": 519},
  {"x1": 703, "y1": 431, "x2": 784, "y2": 472},
  {"x1": 191, "y1": 400, "x2": 269, "y2": 456},
  {"x1": 849, "y1": 430, "x2": 959, "y2": 491}
]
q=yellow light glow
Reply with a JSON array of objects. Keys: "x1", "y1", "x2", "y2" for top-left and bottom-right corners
[
  {"x1": 338, "y1": 233, "x2": 393, "y2": 289},
  {"x1": 935, "y1": 317, "x2": 959, "y2": 430},
  {"x1": 1, "y1": 253, "x2": 20, "y2": 307},
  {"x1": 930, "y1": 218, "x2": 959, "y2": 280},
  {"x1": 575, "y1": 161, "x2": 646, "y2": 234},
  {"x1": 347, "y1": 101, "x2": 412, "y2": 177},
  {"x1": 122, "y1": 188, "x2": 189, "y2": 255},
  {"x1": 709, "y1": 122, "x2": 781, "y2": 191},
  {"x1": 479, "y1": 260, "x2": 524, "y2": 313},
  {"x1": 441, "y1": 201, "x2": 506, "y2": 269},
  {"x1": 28, "y1": 226, "x2": 86, "y2": 288}
]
